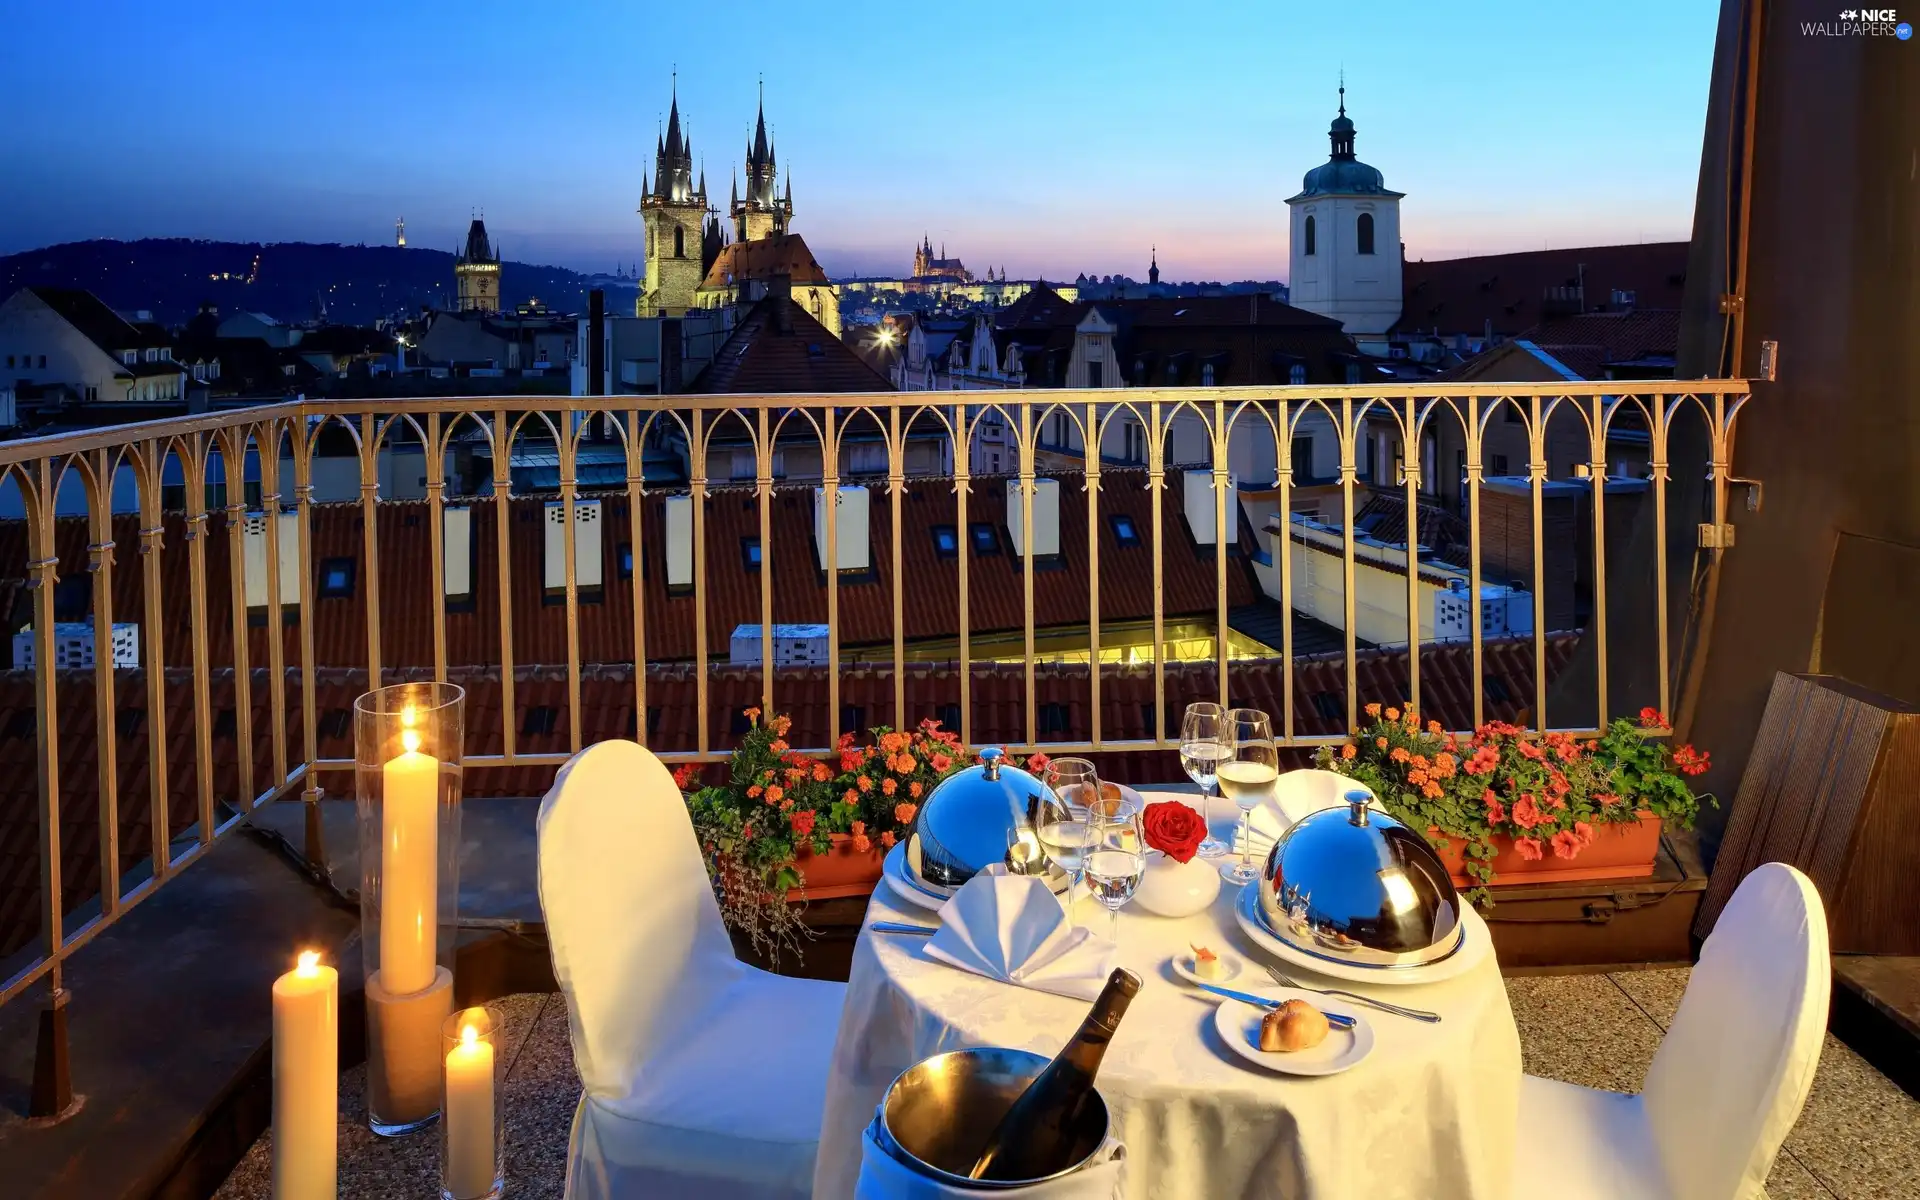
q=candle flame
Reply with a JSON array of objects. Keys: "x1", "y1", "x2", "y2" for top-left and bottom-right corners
[
  {"x1": 402, "y1": 729, "x2": 421, "y2": 753},
  {"x1": 402, "y1": 703, "x2": 418, "y2": 728},
  {"x1": 461, "y1": 1023, "x2": 479, "y2": 1047},
  {"x1": 296, "y1": 950, "x2": 321, "y2": 977}
]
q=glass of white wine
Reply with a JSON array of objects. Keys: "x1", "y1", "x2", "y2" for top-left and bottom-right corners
[
  {"x1": 1038, "y1": 758, "x2": 1100, "y2": 927},
  {"x1": 1220, "y1": 708, "x2": 1279, "y2": 885},
  {"x1": 1084, "y1": 797, "x2": 1146, "y2": 945},
  {"x1": 1180, "y1": 702, "x2": 1231, "y2": 858}
]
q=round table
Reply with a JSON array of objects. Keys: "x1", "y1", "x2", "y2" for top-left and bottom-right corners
[{"x1": 812, "y1": 795, "x2": 1522, "y2": 1199}]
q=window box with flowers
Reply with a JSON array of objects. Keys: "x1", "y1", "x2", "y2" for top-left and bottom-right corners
[{"x1": 1315, "y1": 704, "x2": 1712, "y2": 904}]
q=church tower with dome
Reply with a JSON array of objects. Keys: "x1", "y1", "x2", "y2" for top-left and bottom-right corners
[{"x1": 1286, "y1": 83, "x2": 1404, "y2": 344}]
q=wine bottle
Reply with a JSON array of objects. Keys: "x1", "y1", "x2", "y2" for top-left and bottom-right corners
[{"x1": 966, "y1": 967, "x2": 1141, "y2": 1181}]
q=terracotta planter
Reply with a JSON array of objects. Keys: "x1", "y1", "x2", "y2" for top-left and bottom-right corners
[
  {"x1": 792, "y1": 834, "x2": 886, "y2": 900},
  {"x1": 1433, "y1": 813, "x2": 1663, "y2": 886}
]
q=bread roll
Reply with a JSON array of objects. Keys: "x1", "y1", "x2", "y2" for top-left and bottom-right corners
[{"x1": 1258, "y1": 998, "x2": 1331, "y2": 1052}]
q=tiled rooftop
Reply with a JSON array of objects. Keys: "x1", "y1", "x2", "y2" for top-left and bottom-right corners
[{"x1": 210, "y1": 972, "x2": 1920, "y2": 1199}]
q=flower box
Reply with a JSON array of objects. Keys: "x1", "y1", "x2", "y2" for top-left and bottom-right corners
[
  {"x1": 791, "y1": 833, "x2": 886, "y2": 900},
  {"x1": 1432, "y1": 812, "x2": 1662, "y2": 887}
]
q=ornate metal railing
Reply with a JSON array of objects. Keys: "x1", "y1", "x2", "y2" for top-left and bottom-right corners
[{"x1": 0, "y1": 382, "x2": 1751, "y2": 1066}]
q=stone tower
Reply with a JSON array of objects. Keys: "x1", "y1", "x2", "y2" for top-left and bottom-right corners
[
  {"x1": 639, "y1": 81, "x2": 710, "y2": 317},
  {"x1": 454, "y1": 217, "x2": 500, "y2": 312},
  {"x1": 732, "y1": 87, "x2": 792, "y2": 243},
  {"x1": 1285, "y1": 83, "x2": 1405, "y2": 343}
]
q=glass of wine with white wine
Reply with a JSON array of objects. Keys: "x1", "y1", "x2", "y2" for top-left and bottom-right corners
[
  {"x1": 1038, "y1": 758, "x2": 1099, "y2": 928},
  {"x1": 1179, "y1": 702, "x2": 1231, "y2": 858},
  {"x1": 1219, "y1": 708, "x2": 1279, "y2": 885}
]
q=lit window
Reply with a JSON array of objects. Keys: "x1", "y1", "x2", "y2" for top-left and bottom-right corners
[
  {"x1": 969, "y1": 523, "x2": 999, "y2": 555},
  {"x1": 317, "y1": 557, "x2": 356, "y2": 599},
  {"x1": 1109, "y1": 514, "x2": 1141, "y2": 547},
  {"x1": 931, "y1": 525, "x2": 958, "y2": 558}
]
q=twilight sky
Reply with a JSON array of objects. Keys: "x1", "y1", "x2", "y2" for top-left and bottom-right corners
[{"x1": 0, "y1": 1, "x2": 1719, "y2": 281}]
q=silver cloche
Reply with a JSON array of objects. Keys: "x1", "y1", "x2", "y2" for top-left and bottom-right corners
[{"x1": 911, "y1": 748, "x2": 1053, "y2": 886}]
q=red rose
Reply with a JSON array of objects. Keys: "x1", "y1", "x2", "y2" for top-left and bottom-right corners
[{"x1": 1142, "y1": 800, "x2": 1208, "y2": 864}]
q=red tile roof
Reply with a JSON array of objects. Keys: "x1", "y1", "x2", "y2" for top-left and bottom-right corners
[
  {"x1": 699, "y1": 233, "x2": 831, "y2": 290},
  {"x1": 687, "y1": 295, "x2": 892, "y2": 393},
  {"x1": 1394, "y1": 243, "x2": 1688, "y2": 340}
]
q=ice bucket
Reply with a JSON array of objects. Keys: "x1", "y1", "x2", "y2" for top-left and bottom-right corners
[{"x1": 874, "y1": 1047, "x2": 1111, "y2": 1189}]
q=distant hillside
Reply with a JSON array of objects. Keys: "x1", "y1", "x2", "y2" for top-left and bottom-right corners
[{"x1": 0, "y1": 238, "x2": 639, "y2": 327}]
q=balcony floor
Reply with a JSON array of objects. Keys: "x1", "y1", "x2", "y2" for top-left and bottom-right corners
[{"x1": 213, "y1": 969, "x2": 1919, "y2": 1200}]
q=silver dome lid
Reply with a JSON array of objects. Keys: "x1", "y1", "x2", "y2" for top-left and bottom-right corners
[
  {"x1": 912, "y1": 748, "x2": 1054, "y2": 887},
  {"x1": 1255, "y1": 789, "x2": 1464, "y2": 970}
]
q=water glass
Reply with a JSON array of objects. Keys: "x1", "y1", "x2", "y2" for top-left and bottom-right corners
[
  {"x1": 1221, "y1": 708, "x2": 1279, "y2": 885},
  {"x1": 1084, "y1": 797, "x2": 1146, "y2": 945},
  {"x1": 1179, "y1": 702, "x2": 1231, "y2": 858},
  {"x1": 1039, "y1": 758, "x2": 1099, "y2": 925}
]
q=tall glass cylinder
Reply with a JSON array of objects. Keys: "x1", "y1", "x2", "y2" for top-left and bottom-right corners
[
  {"x1": 441, "y1": 1005, "x2": 505, "y2": 1200},
  {"x1": 356, "y1": 681, "x2": 465, "y2": 1136}
]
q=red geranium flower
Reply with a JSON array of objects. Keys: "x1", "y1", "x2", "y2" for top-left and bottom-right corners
[
  {"x1": 1514, "y1": 836, "x2": 1544, "y2": 861},
  {"x1": 1639, "y1": 706, "x2": 1667, "y2": 729},
  {"x1": 790, "y1": 809, "x2": 816, "y2": 838},
  {"x1": 1672, "y1": 745, "x2": 1711, "y2": 776},
  {"x1": 1025, "y1": 752, "x2": 1051, "y2": 773}
]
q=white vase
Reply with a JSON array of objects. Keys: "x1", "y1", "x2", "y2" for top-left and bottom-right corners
[{"x1": 1131, "y1": 850, "x2": 1222, "y2": 918}]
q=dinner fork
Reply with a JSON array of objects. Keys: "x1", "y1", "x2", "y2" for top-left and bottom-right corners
[{"x1": 1264, "y1": 966, "x2": 1442, "y2": 1023}]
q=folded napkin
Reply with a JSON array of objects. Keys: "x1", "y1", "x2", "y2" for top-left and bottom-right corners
[
  {"x1": 923, "y1": 874, "x2": 1115, "y2": 1001},
  {"x1": 1237, "y1": 774, "x2": 1385, "y2": 854},
  {"x1": 857, "y1": 1113, "x2": 1126, "y2": 1199}
]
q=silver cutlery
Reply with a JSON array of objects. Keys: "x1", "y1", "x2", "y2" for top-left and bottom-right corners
[
  {"x1": 870, "y1": 921, "x2": 938, "y2": 936},
  {"x1": 1264, "y1": 966, "x2": 1441, "y2": 1023},
  {"x1": 1190, "y1": 981, "x2": 1357, "y2": 1030}
]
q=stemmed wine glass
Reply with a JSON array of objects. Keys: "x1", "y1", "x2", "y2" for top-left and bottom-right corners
[
  {"x1": 1083, "y1": 796, "x2": 1146, "y2": 945},
  {"x1": 1220, "y1": 708, "x2": 1280, "y2": 885},
  {"x1": 1180, "y1": 702, "x2": 1231, "y2": 858},
  {"x1": 1037, "y1": 758, "x2": 1100, "y2": 928}
]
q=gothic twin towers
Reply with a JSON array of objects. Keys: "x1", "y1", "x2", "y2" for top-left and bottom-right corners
[{"x1": 638, "y1": 82, "x2": 795, "y2": 318}]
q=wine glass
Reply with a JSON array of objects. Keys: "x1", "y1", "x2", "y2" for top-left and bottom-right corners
[
  {"x1": 1220, "y1": 708, "x2": 1279, "y2": 885},
  {"x1": 1038, "y1": 758, "x2": 1099, "y2": 926},
  {"x1": 1084, "y1": 798, "x2": 1146, "y2": 945},
  {"x1": 1180, "y1": 702, "x2": 1231, "y2": 858}
]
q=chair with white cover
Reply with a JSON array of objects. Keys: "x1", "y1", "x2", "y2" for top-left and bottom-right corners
[
  {"x1": 538, "y1": 740, "x2": 846, "y2": 1200},
  {"x1": 1510, "y1": 862, "x2": 1829, "y2": 1200}
]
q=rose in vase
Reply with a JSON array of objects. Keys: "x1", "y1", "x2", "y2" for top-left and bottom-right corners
[
  {"x1": 1134, "y1": 800, "x2": 1220, "y2": 917},
  {"x1": 1142, "y1": 800, "x2": 1209, "y2": 863}
]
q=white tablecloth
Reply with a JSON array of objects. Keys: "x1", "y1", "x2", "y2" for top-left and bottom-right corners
[{"x1": 813, "y1": 794, "x2": 1522, "y2": 1199}]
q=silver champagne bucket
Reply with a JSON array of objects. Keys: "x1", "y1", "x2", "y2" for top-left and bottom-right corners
[{"x1": 870, "y1": 1047, "x2": 1112, "y2": 1189}]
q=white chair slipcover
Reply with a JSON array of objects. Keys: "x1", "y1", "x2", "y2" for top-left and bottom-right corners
[
  {"x1": 1510, "y1": 862, "x2": 1830, "y2": 1200},
  {"x1": 537, "y1": 740, "x2": 846, "y2": 1200}
]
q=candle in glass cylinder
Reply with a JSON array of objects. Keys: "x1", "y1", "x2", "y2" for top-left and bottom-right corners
[
  {"x1": 444, "y1": 1015, "x2": 497, "y2": 1199},
  {"x1": 381, "y1": 713, "x2": 439, "y2": 996},
  {"x1": 272, "y1": 950, "x2": 337, "y2": 1200}
]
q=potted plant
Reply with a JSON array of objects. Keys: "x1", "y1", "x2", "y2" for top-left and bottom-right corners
[{"x1": 1316, "y1": 704, "x2": 1712, "y2": 903}]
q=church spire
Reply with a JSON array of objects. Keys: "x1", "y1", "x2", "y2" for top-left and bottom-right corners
[
  {"x1": 1329, "y1": 74, "x2": 1356, "y2": 160},
  {"x1": 1149, "y1": 245, "x2": 1159, "y2": 285}
]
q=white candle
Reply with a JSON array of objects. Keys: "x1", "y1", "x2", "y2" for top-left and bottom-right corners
[
  {"x1": 381, "y1": 715, "x2": 439, "y2": 996},
  {"x1": 272, "y1": 951, "x2": 337, "y2": 1200},
  {"x1": 444, "y1": 1013, "x2": 497, "y2": 1199}
]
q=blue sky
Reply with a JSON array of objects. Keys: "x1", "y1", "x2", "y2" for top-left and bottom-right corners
[{"x1": 0, "y1": 1, "x2": 1719, "y2": 280}]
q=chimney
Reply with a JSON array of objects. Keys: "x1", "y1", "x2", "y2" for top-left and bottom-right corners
[
  {"x1": 814, "y1": 485, "x2": 870, "y2": 572},
  {"x1": 770, "y1": 271, "x2": 793, "y2": 334},
  {"x1": 1007, "y1": 478, "x2": 1061, "y2": 559},
  {"x1": 664, "y1": 495, "x2": 693, "y2": 588},
  {"x1": 543, "y1": 501, "x2": 604, "y2": 590},
  {"x1": 242, "y1": 511, "x2": 299, "y2": 607},
  {"x1": 1182, "y1": 468, "x2": 1237, "y2": 545},
  {"x1": 588, "y1": 288, "x2": 605, "y2": 396}
]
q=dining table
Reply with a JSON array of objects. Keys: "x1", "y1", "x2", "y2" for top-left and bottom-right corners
[{"x1": 811, "y1": 791, "x2": 1524, "y2": 1199}]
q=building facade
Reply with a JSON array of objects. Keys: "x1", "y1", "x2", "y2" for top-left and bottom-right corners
[
  {"x1": 0, "y1": 287, "x2": 186, "y2": 405},
  {"x1": 455, "y1": 218, "x2": 502, "y2": 313},
  {"x1": 1286, "y1": 87, "x2": 1404, "y2": 350}
]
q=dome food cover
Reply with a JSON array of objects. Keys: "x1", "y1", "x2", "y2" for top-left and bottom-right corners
[
  {"x1": 1256, "y1": 790, "x2": 1464, "y2": 969},
  {"x1": 911, "y1": 748, "x2": 1055, "y2": 887}
]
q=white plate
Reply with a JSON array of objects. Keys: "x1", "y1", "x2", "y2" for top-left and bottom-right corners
[
  {"x1": 1171, "y1": 949, "x2": 1244, "y2": 987},
  {"x1": 1213, "y1": 993, "x2": 1375, "y2": 1076},
  {"x1": 1233, "y1": 882, "x2": 1490, "y2": 987},
  {"x1": 882, "y1": 842, "x2": 951, "y2": 913}
]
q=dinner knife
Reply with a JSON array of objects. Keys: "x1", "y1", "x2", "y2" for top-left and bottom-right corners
[
  {"x1": 1191, "y1": 981, "x2": 1357, "y2": 1029},
  {"x1": 870, "y1": 921, "x2": 938, "y2": 936}
]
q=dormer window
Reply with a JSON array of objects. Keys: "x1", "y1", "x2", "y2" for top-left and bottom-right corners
[
  {"x1": 1290, "y1": 363, "x2": 1308, "y2": 385},
  {"x1": 1201, "y1": 363, "x2": 1216, "y2": 387},
  {"x1": 122, "y1": 350, "x2": 137, "y2": 365}
]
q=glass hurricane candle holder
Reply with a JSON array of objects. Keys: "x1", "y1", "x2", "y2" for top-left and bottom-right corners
[
  {"x1": 441, "y1": 1005, "x2": 505, "y2": 1200},
  {"x1": 356, "y1": 681, "x2": 466, "y2": 1136}
]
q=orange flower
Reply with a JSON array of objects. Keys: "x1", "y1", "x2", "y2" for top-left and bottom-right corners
[
  {"x1": 894, "y1": 802, "x2": 918, "y2": 825},
  {"x1": 856, "y1": 775, "x2": 874, "y2": 793},
  {"x1": 1364, "y1": 703, "x2": 1382, "y2": 718},
  {"x1": 1340, "y1": 743, "x2": 1356, "y2": 760},
  {"x1": 1430, "y1": 753, "x2": 1456, "y2": 779},
  {"x1": 744, "y1": 706, "x2": 762, "y2": 722},
  {"x1": 1428, "y1": 720, "x2": 1443, "y2": 735},
  {"x1": 1410, "y1": 754, "x2": 1429, "y2": 769},
  {"x1": 1376, "y1": 737, "x2": 1389, "y2": 750},
  {"x1": 1386, "y1": 707, "x2": 1400, "y2": 722},
  {"x1": 851, "y1": 833, "x2": 873, "y2": 853},
  {"x1": 747, "y1": 785, "x2": 763, "y2": 799},
  {"x1": 909, "y1": 780, "x2": 923, "y2": 798},
  {"x1": 1422, "y1": 782, "x2": 1443, "y2": 799},
  {"x1": 772, "y1": 715, "x2": 792, "y2": 736},
  {"x1": 881, "y1": 777, "x2": 897, "y2": 796},
  {"x1": 879, "y1": 831, "x2": 897, "y2": 849},
  {"x1": 770, "y1": 739, "x2": 789, "y2": 755},
  {"x1": 1408, "y1": 768, "x2": 1429, "y2": 785},
  {"x1": 765, "y1": 785, "x2": 784, "y2": 804},
  {"x1": 843, "y1": 789, "x2": 858, "y2": 804},
  {"x1": 813, "y1": 762, "x2": 831, "y2": 782},
  {"x1": 1389, "y1": 747, "x2": 1411, "y2": 763},
  {"x1": 931, "y1": 752, "x2": 953, "y2": 772}
]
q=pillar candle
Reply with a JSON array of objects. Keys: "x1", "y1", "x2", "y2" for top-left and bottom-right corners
[
  {"x1": 444, "y1": 1014, "x2": 497, "y2": 1199},
  {"x1": 272, "y1": 951, "x2": 337, "y2": 1200},
  {"x1": 381, "y1": 720, "x2": 439, "y2": 996}
]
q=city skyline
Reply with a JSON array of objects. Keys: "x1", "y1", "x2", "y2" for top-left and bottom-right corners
[{"x1": 0, "y1": 1, "x2": 1719, "y2": 281}]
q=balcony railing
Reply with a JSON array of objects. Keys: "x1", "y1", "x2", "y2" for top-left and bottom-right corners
[{"x1": 0, "y1": 381, "x2": 1751, "y2": 1045}]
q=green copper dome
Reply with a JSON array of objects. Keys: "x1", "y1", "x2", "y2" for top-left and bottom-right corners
[{"x1": 1289, "y1": 87, "x2": 1404, "y2": 201}]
